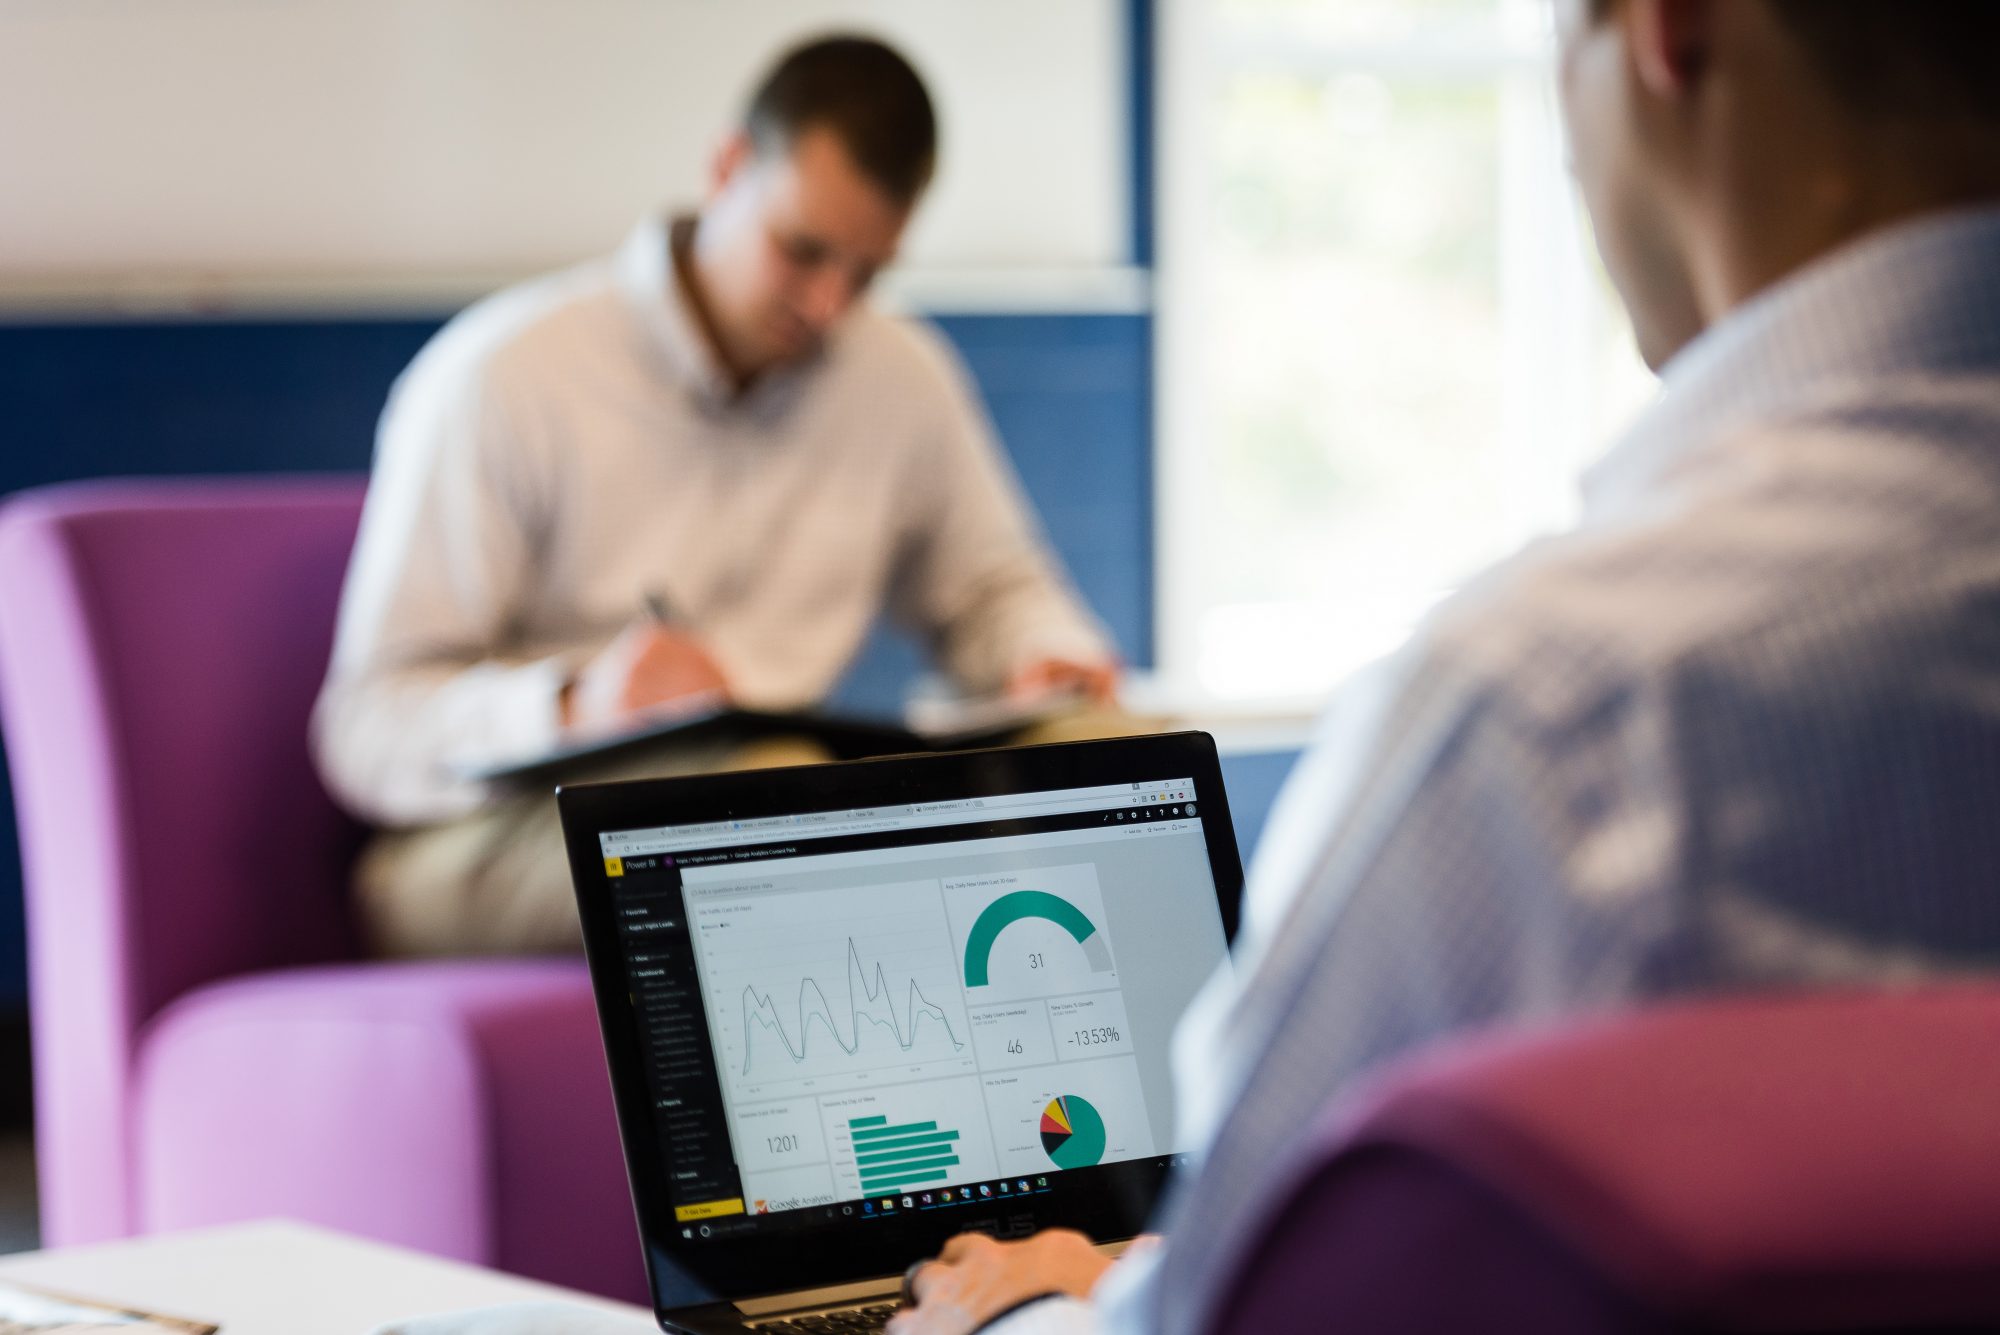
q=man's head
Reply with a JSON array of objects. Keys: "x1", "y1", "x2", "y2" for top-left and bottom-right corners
[
  {"x1": 689, "y1": 35, "x2": 937, "y2": 379},
  {"x1": 1555, "y1": 0, "x2": 2000, "y2": 370}
]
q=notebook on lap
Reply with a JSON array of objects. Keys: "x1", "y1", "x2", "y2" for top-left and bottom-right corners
[{"x1": 556, "y1": 733, "x2": 1243, "y2": 1334}]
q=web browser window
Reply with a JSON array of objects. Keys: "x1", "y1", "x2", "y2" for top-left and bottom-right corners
[{"x1": 594, "y1": 778, "x2": 1229, "y2": 1236}]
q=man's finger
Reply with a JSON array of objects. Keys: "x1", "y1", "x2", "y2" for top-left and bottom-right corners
[
  {"x1": 905, "y1": 1258, "x2": 946, "y2": 1307},
  {"x1": 937, "y1": 1231, "x2": 999, "y2": 1263}
]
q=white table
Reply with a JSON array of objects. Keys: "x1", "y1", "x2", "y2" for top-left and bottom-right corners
[{"x1": 0, "y1": 1219, "x2": 652, "y2": 1334}]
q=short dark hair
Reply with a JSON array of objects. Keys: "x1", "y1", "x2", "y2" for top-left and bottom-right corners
[
  {"x1": 1766, "y1": 1, "x2": 2000, "y2": 121},
  {"x1": 1587, "y1": 0, "x2": 2000, "y2": 122},
  {"x1": 743, "y1": 35, "x2": 938, "y2": 205}
]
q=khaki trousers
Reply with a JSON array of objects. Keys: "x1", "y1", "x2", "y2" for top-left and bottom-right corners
[{"x1": 354, "y1": 707, "x2": 1156, "y2": 958}]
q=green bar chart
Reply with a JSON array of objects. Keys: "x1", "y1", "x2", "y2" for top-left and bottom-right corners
[{"x1": 852, "y1": 1114, "x2": 962, "y2": 1193}]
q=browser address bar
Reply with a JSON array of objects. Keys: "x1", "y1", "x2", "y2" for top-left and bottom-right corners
[{"x1": 612, "y1": 789, "x2": 1150, "y2": 855}]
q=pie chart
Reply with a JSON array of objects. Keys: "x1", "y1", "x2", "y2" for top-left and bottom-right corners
[{"x1": 1039, "y1": 1095, "x2": 1107, "y2": 1170}]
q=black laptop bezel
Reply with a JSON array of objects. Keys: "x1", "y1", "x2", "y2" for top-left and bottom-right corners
[{"x1": 557, "y1": 732, "x2": 1244, "y2": 1312}]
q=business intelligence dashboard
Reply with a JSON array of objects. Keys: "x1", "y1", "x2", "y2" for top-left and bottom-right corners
[{"x1": 593, "y1": 777, "x2": 1231, "y2": 1238}]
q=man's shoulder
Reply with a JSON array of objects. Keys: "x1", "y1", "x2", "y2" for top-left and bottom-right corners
[
  {"x1": 400, "y1": 257, "x2": 628, "y2": 402},
  {"x1": 830, "y1": 302, "x2": 970, "y2": 400},
  {"x1": 1421, "y1": 400, "x2": 2000, "y2": 737},
  {"x1": 1423, "y1": 525, "x2": 1784, "y2": 726}
]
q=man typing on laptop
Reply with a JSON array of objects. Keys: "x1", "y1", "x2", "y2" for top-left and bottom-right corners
[{"x1": 895, "y1": 1, "x2": 2000, "y2": 1332}]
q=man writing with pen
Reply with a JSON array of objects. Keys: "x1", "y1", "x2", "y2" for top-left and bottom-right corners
[{"x1": 311, "y1": 36, "x2": 1119, "y2": 957}]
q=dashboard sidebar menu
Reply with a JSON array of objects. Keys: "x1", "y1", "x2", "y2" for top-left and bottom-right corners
[{"x1": 610, "y1": 856, "x2": 746, "y2": 1231}]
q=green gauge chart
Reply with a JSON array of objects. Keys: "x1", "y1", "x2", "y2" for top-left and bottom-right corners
[
  {"x1": 963, "y1": 891, "x2": 1112, "y2": 988},
  {"x1": 1039, "y1": 1095, "x2": 1107, "y2": 1170}
]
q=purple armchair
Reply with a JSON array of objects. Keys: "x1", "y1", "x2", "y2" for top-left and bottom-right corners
[
  {"x1": 0, "y1": 479, "x2": 641, "y2": 1301},
  {"x1": 1211, "y1": 986, "x2": 2000, "y2": 1333}
]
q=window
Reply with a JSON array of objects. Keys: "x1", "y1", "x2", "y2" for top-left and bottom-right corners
[{"x1": 1156, "y1": 0, "x2": 1656, "y2": 707}]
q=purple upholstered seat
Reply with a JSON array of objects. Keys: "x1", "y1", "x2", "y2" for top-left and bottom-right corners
[
  {"x1": 0, "y1": 479, "x2": 640, "y2": 1301},
  {"x1": 1210, "y1": 986, "x2": 2000, "y2": 1333}
]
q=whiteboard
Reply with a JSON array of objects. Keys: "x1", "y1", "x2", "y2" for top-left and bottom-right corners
[{"x1": 0, "y1": 0, "x2": 1130, "y2": 303}]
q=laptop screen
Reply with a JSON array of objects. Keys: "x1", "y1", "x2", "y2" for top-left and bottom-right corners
[{"x1": 570, "y1": 741, "x2": 1236, "y2": 1287}]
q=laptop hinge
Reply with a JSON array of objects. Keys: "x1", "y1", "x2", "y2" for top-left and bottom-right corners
[{"x1": 737, "y1": 1276, "x2": 900, "y2": 1317}]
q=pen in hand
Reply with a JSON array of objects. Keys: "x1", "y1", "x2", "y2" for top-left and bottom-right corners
[
  {"x1": 643, "y1": 589, "x2": 678, "y2": 628},
  {"x1": 566, "y1": 588, "x2": 725, "y2": 731}
]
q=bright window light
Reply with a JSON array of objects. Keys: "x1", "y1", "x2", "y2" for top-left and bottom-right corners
[{"x1": 1156, "y1": 0, "x2": 1657, "y2": 709}]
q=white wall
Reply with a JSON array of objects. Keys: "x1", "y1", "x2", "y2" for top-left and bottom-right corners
[{"x1": 0, "y1": 0, "x2": 1132, "y2": 310}]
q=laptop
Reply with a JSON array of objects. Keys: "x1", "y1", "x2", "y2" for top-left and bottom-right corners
[{"x1": 556, "y1": 732, "x2": 1244, "y2": 1333}]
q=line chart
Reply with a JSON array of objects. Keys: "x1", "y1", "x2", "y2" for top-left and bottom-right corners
[
  {"x1": 741, "y1": 937, "x2": 967, "y2": 1076},
  {"x1": 688, "y1": 877, "x2": 974, "y2": 1099}
]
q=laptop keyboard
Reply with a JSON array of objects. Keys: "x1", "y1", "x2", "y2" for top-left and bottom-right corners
[{"x1": 747, "y1": 1301, "x2": 900, "y2": 1333}]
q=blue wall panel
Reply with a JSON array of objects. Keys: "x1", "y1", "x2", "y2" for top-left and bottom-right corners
[
  {"x1": 1217, "y1": 748, "x2": 1303, "y2": 873},
  {"x1": 0, "y1": 310, "x2": 1153, "y2": 1003},
  {"x1": 0, "y1": 321, "x2": 438, "y2": 481},
  {"x1": 934, "y1": 312, "x2": 1154, "y2": 668}
]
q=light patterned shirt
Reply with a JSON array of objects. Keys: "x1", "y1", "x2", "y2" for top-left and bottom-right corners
[
  {"x1": 312, "y1": 217, "x2": 1108, "y2": 827},
  {"x1": 1002, "y1": 207, "x2": 2000, "y2": 1335}
]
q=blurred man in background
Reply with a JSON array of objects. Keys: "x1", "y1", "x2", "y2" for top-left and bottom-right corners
[{"x1": 314, "y1": 36, "x2": 1118, "y2": 958}]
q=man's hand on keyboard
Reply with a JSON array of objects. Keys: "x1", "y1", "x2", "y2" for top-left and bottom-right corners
[{"x1": 887, "y1": 1230, "x2": 1109, "y2": 1335}]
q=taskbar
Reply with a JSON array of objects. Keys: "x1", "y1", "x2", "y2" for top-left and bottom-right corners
[{"x1": 675, "y1": 1153, "x2": 1196, "y2": 1241}]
